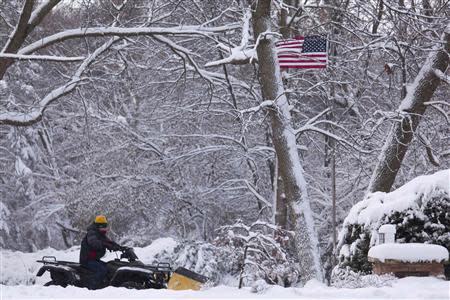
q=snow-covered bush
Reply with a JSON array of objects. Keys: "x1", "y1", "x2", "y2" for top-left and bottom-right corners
[
  {"x1": 336, "y1": 170, "x2": 450, "y2": 276},
  {"x1": 149, "y1": 239, "x2": 238, "y2": 285},
  {"x1": 250, "y1": 279, "x2": 269, "y2": 293},
  {"x1": 331, "y1": 267, "x2": 396, "y2": 288},
  {"x1": 215, "y1": 220, "x2": 299, "y2": 287}
]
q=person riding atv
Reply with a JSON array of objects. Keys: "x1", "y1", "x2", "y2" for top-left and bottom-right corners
[{"x1": 79, "y1": 215, "x2": 123, "y2": 289}]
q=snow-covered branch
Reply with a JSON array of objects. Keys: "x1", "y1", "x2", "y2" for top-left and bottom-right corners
[
  {"x1": 239, "y1": 100, "x2": 274, "y2": 114},
  {"x1": 0, "y1": 38, "x2": 118, "y2": 126},
  {"x1": 434, "y1": 69, "x2": 450, "y2": 84},
  {"x1": 0, "y1": 53, "x2": 85, "y2": 62},
  {"x1": 244, "y1": 180, "x2": 272, "y2": 208},
  {"x1": 28, "y1": 0, "x2": 62, "y2": 28},
  {"x1": 18, "y1": 24, "x2": 240, "y2": 56},
  {"x1": 294, "y1": 108, "x2": 370, "y2": 153},
  {"x1": 205, "y1": 9, "x2": 257, "y2": 67},
  {"x1": 423, "y1": 101, "x2": 450, "y2": 124}
]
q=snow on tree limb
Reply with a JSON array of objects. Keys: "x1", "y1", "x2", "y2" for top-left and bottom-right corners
[
  {"x1": 0, "y1": 53, "x2": 85, "y2": 62},
  {"x1": 0, "y1": 38, "x2": 118, "y2": 126},
  {"x1": 434, "y1": 69, "x2": 450, "y2": 84},
  {"x1": 292, "y1": 108, "x2": 370, "y2": 153},
  {"x1": 28, "y1": 0, "x2": 62, "y2": 29},
  {"x1": 205, "y1": 9, "x2": 257, "y2": 67},
  {"x1": 0, "y1": 79, "x2": 82, "y2": 126},
  {"x1": 423, "y1": 101, "x2": 450, "y2": 124},
  {"x1": 244, "y1": 180, "x2": 272, "y2": 208},
  {"x1": 239, "y1": 100, "x2": 274, "y2": 114},
  {"x1": 18, "y1": 24, "x2": 240, "y2": 56}
]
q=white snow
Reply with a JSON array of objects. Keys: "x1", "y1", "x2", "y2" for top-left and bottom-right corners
[
  {"x1": 0, "y1": 53, "x2": 85, "y2": 61},
  {"x1": 343, "y1": 169, "x2": 449, "y2": 228},
  {"x1": 368, "y1": 243, "x2": 449, "y2": 263},
  {"x1": 1, "y1": 239, "x2": 449, "y2": 299},
  {"x1": 1, "y1": 276, "x2": 448, "y2": 299},
  {"x1": 15, "y1": 157, "x2": 32, "y2": 176}
]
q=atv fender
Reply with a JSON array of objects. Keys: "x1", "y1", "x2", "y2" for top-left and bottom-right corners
[{"x1": 37, "y1": 265, "x2": 79, "y2": 284}]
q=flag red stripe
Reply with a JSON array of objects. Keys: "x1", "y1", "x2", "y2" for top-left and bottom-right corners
[
  {"x1": 276, "y1": 45, "x2": 303, "y2": 49},
  {"x1": 279, "y1": 60, "x2": 327, "y2": 63},
  {"x1": 278, "y1": 54, "x2": 327, "y2": 58},
  {"x1": 280, "y1": 65, "x2": 327, "y2": 69}
]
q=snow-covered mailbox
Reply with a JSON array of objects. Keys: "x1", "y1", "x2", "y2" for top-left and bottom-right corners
[{"x1": 368, "y1": 241, "x2": 449, "y2": 278}]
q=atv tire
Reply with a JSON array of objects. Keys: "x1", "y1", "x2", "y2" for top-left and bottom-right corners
[{"x1": 120, "y1": 281, "x2": 144, "y2": 289}]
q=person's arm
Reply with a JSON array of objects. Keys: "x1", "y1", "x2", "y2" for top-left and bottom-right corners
[{"x1": 103, "y1": 237, "x2": 122, "y2": 251}]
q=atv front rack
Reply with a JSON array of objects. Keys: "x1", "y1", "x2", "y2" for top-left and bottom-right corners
[
  {"x1": 37, "y1": 256, "x2": 57, "y2": 264},
  {"x1": 150, "y1": 262, "x2": 171, "y2": 272}
]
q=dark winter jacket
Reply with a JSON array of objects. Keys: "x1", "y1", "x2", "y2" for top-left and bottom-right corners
[{"x1": 79, "y1": 223, "x2": 115, "y2": 265}]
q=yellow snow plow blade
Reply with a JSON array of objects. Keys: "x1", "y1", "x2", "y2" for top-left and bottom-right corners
[{"x1": 168, "y1": 267, "x2": 208, "y2": 291}]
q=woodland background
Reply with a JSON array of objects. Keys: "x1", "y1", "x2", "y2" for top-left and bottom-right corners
[{"x1": 0, "y1": 0, "x2": 448, "y2": 282}]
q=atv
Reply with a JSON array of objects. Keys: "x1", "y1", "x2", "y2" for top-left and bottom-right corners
[{"x1": 36, "y1": 247, "x2": 172, "y2": 289}]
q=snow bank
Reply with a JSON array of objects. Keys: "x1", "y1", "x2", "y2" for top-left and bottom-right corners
[
  {"x1": 368, "y1": 243, "x2": 449, "y2": 263},
  {"x1": 0, "y1": 238, "x2": 178, "y2": 286},
  {"x1": 1, "y1": 277, "x2": 448, "y2": 299},
  {"x1": 344, "y1": 169, "x2": 449, "y2": 228}
]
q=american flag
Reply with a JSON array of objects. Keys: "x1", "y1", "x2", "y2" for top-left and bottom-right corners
[{"x1": 276, "y1": 35, "x2": 328, "y2": 69}]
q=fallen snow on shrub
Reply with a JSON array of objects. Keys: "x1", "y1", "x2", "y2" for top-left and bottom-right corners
[
  {"x1": 344, "y1": 169, "x2": 449, "y2": 228},
  {"x1": 331, "y1": 267, "x2": 397, "y2": 288},
  {"x1": 368, "y1": 243, "x2": 449, "y2": 263}
]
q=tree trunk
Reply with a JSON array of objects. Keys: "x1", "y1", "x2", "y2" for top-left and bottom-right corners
[
  {"x1": 0, "y1": 0, "x2": 61, "y2": 80},
  {"x1": 368, "y1": 27, "x2": 450, "y2": 193},
  {"x1": 251, "y1": 0, "x2": 323, "y2": 282}
]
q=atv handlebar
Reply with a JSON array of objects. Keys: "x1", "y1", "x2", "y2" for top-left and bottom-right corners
[{"x1": 119, "y1": 247, "x2": 139, "y2": 261}]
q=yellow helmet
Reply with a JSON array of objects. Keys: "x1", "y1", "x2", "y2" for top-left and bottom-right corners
[{"x1": 94, "y1": 215, "x2": 107, "y2": 224}]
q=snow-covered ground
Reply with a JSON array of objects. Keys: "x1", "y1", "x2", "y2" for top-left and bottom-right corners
[
  {"x1": 2, "y1": 277, "x2": 449, "y2": 299},
  {"x1": 1, "y1": 239, "x2": 449, "y2": 299}
]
